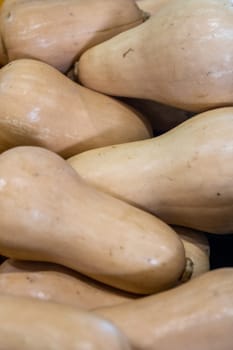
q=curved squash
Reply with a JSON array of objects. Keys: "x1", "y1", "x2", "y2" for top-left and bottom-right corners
[
  {"x1": 0, "y1": 260, "x2": 136, "y2": 309},
  {"x1": 68, "y1": 107, "x2": 233, "y2": 233},
  {"x1": 0, "y1": 294, "x2": 131, "y2": 350},
  {"x1": 0, "y1": 0, "x2": 144, "y2": 71},
  {"x1": 95, "y1": 268, "x2": 233, "y2": 350},
  {"x1": 78, "y1": 0, "x2": 233, "y2": 112},
  {"x1": 0, "y1": 146, "x2": 185, "y2": 294},
  {"x1": 0, "y1": 59, "x2": 151, "y2": 158}
]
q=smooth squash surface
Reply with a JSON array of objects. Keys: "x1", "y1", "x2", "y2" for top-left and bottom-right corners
[
  {"x1": 136, "y1": 0, "x2": 172, "y2": 15},
  {"x1": 0, "y1": 59, "x2": 151, "y2": 158},
  {"x1": 96, "y1": 268, "x2": 233, "y2": 350},
  {"x1": 68, "y1": 107, "x2": 233, "y2": 233},
  {"x1": 78, "y1": 0, "x2": 233, "y2": 112},
  {"x1": 0, "y1": 260, "x2": 136, "y2": 309},
  {"x1": 0, "y1": 146, "x2": 185, "y2": 294},
  {"x1": 0, "y1": 0, "x2": 144, "y2": 71},
  {"x1": 0, "y1": 294, "x2": 131, "y2": 350}
]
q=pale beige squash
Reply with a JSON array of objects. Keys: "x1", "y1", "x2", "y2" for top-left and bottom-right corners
[
  {"x1": 68, "y1": 107, "x2": 233, "y2": 233},
  {"x1": 136, "y1": 0, "x2": 172, "y2": 15},
  {"x1": 95, "y1": 268, "x2": 233, "y2": 350},
  {"x1": 0, "y1": 146, "x2": 185, "y2": 294},
  {"x1": 0, "y1": 0, "x2": 144, "y2": 71},
  {"x1": 78, "y1": 0, "x2": 233, "y2": 112},
  {"x1": 0, "y1": 294, "x2": 131, "y2": 350},
  {"x1": 0, "y1": 59, "x2": 151, "y2": 158},
  {"x1": 0, "y1": 260, "x2": 136, "y2": 308}
]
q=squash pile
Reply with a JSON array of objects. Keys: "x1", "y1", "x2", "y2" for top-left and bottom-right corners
[{"x1": 0, "y1": 0, "x2": 232, "y2": 349}]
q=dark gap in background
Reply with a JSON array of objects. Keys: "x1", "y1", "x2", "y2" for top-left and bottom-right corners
[{"x1": 207, "y1": 234, "x2": 233, "y2": 269}]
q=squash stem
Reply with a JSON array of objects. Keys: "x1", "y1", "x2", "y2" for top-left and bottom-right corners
[{"x1": 179, "y1": 258, "x2": 194, "y2": 283}]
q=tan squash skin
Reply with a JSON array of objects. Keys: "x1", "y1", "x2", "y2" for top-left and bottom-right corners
[
  {"x1": 173, "y1": 227, "x2": 210, "y2": 278},
  {"x1": 0, "y1": 146, "x2": 185, "y2": 294},
  {"x1": 95, "y1": 268, "x2": 233, "y2": 350},
  {"x1": 0, "y1": 294, "x2": 131, "y2": 350},
  {"x1": 68, "y1": 107, "x2": 233, "y2": 234},
  {"x1": 0, "y1": 0, "x2": 144, "y2": 72},
  {"x1": 0, "y1": 59, "x2": 152, "y2": 158},
  {"x1": 78, "y1": 0, "x2": 233, "y2": 112},
  {"x1": 0, "y1": 260, "x2": 137, "y2": 309},
  {"x1": 0, "y1": 0, "x2": 19, "y2": 65},
  {"x1": 136, "y1": 0, "x2": 172, "y2": 15}
]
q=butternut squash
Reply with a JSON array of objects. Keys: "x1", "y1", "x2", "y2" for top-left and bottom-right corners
[
  {"x1": 0, "y1": 59, "x2": 151, "y2": 158},
  {"x1": 0, "y1": 294, "x2": 131, "y2": 350},
  {"x1": 95, "y1": 268, "x2": 233, "y2": 350},
  {"x1": 68, "y1": 107, "x2": 233, "y2": 234},
  {"x1": 0, "y1": 0, "x2": 144, "y2": 72},
  {"x1": 0, "y1": 146, "x2": 185, "y2": 294},
  {"x1": 173, "y1": 227, "x2": 210, "y2": 278},
  {"x1": 78, "y1": 0, "x2": 233, "y2": 112},
  {"x1": 0, "y1": 260, "x2": 136, "y2": 309}
]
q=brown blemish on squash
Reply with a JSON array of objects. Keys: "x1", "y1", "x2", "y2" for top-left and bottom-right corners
[
  {"x1": 122, "y1": 48, "x2": 134, "y2": 58},
  {"x1": 32, "y1": 172, "x2": 39, "y2": 177},
  {"x1": 197, "y1": 93, "x2": 209, "y2": 98},
  {"x1": 26, "y1": 276, "x2": 35, "y2": 283}
]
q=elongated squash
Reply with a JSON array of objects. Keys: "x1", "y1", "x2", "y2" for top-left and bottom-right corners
[
  {"x1": 0, "y1": 260, "x2": 136, "y2": 309},
  {"x1": 78, "y1": 0, "x2": 233, "y2": 112},
  {"x1": 95, "y1": 268, "x2": 233, "y2": 350},
  {"x1": 68, "y1": 107, "x2": 233, "y2": 233},
  {"x1": 0, "y1": 59, "x2": 151, "y2": 158},
  {"x1": 0, "y1": 294, "x2": 131, "y2": 350},
  {"x1": 0, "y1": 0, "x2": 144, "y2": 71},
  {"x1": 0, "y1": 146, "x2": 185, "y2": 294}
]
